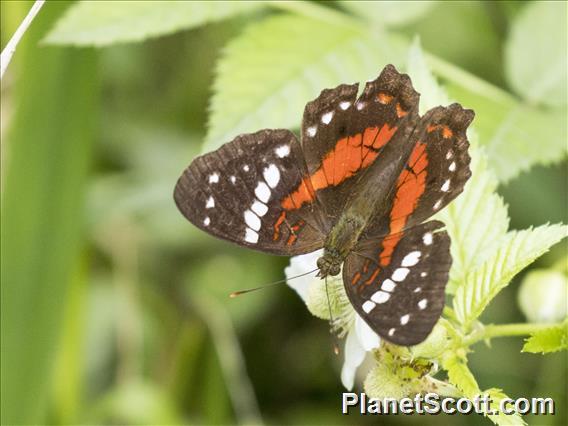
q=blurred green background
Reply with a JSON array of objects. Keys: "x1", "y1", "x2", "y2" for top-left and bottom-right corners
[{"x1": 1, "y1": 1, "x2": 566, "y2": 425}]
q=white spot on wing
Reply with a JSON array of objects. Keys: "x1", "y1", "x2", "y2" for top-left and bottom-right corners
[
  {"x1": 446, "y1": 151, "x2": 453, "y2": 159},
  {"x1": 321, "y1": 111, "x2": 334, "y2": 124},
  {"x1": 208, "y1": 173, "x2": 219, "y2": 184},
  {"x1": 206, "y1": 196, "x2": 215, "y2": 209},
  {"x1": 339, "y1": 101, "x2": 351, "y2": 110},
  {"x1": 401, "y1": 251, "x2": 421, "y2": 267},
  {"x1": 371, "y1": 291, "x2": 390, "y2": 304},
  {"x1": 203, "y1": 217, "x2": 210, "y2": 226},
  {"x1": 230, "y1": 175, "x2": 236, "y2": 184},
  {"x1": 433, "y1": 199, "x2": 442, "y2": 210},
  {"x1": 441, "y1": 179, "x2": 451, "y2": 192},
  {"x1": 251, "y1": 200, "x2": 268, "y2": 217},
  {"x1": 420, "y1": 272, "x2": 428, "y2": 278},
  {"x1": 449, "y1": 162, "x2": 456, "y2": 172},
  {"x1": 423, "y1": 232, "x2": 433, "y2": 245},
  {"x1": 245, "y1": 228, "x2": 258, "y2": 244},
  {"x1": 243, "y1": 165, "x2": 250, "y2": 172},
  {"x1": 381, "y1": 279, "x2": 396, "y2": 292},
  {"x1": 400, "y1": 314, "x2": 410, "y2": 325},
  {"x1": 244, "y1": 210, "x2": 261, "y2": 231},
  {"x1": 263, "y1": 164, "x2": 280, "y2": 188},
  {"x1": 418, "y1": 299, "x2": 428, "y2": 310},
  {"x1": 414, "y1": 287, "x2": 422, "y2": 292},
  {"x1": 307, "y1": 126, "x2": 317, "y2": 137},
  {"x1": 255, "y1": 182, "x2": 271, "y2": 203},
  {"x1": 388, "y1": 328, "x2": 395, "y2": 336},
  {"x1": 356, "y1": 102, "x2": 366, "y2": 110},
  {"x1": 392, "y1": 267, "x2": 410, "y2": 282},
  {"x1": 362, "y1": 300, "x2": 376, "y2": 313},
  {"x1": 275, "y1": 145, "x2": 290, "y2": 158}
]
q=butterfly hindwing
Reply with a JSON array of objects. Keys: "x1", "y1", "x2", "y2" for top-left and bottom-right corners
[
  {"x1": 174, "y1": 129, "x2": 326, "y2": 255},
  {"x1": 343, "y1": 221, "x2": 451, "y2": 346},
  {"x1": 300, "y1": 65, "x2": 420, "y2": 223}
]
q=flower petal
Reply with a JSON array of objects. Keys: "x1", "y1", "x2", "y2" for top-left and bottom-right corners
[
  {"x1": 285, "y1": 250, "x2": 322, "y2": 303},
  {"x1": 340, "y1": 329, "x2": 366, "y2": 390},
  {"x1": 354, "y1": 314, "x2": 381, "y2": 351}
]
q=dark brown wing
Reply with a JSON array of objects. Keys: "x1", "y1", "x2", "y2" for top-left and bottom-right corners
[
  {"x1": 343, "y1": 221, "x2": 451, "y2": 345},
  {"x1": 362, "y1": 103, "x2": 474, "y2": 241},
  {"x1": 300, "y1": 65, "x2": 420, "y2": 228},
  {"x1": 174, "y1": 129, "x2": 325, "y2": 255}
]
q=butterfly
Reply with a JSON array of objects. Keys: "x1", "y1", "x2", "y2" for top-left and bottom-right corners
[{"x1": 174, "y1": 64, "x2": 474, "y2": 346}]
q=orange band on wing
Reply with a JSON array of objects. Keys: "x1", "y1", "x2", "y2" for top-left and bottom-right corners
[
  {"x1": 281, "y1": 124, "x2": 397, "y2": 211},
  {"x1": 427, "y1": 124, "x2": 453, "y2": 138},
  {"x1": 379, "y1": 142, "x2": 428, "y2": 266}
]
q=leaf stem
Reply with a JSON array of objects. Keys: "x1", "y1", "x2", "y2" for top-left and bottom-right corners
[
  {"x1": 425, "y1": 53, "x2": 517, "y2": 104},
  {"x1": 0, "y1": 0, "x2": 45, "y2": 80},
  {"x1": 268, "y1": 0, "x2": 361, "y2": 29},
  {"x1": 463, "y1": 323, "x2": 553, "y2": 347}
]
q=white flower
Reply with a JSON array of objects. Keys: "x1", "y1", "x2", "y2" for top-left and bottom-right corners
[{"x1": 285, "y1": 251, "x2": 381, "y2": 390}]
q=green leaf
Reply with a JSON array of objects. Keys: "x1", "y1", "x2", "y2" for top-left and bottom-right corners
[
  {"x1": 445, "y1": 83, "x2": 568, "y2": 182},
  {"x1": 1, "y1": 2, "x2": 99, "y2": 424},
  {"x1": 505, "y1": 1, "x2": 567, "y2": 107},
  {"x1": 205, "y1": 13, "x2": 406, "y2": 152},
  {"x1": 405, "y1": 37, "x2": 450, "y2": 114},
  {"x1": 522, "y1": 323, "x2": 568, "y2": 354},
  {"x1": 444, "y1": 358, "x2": 526, "y2": 425},
  {"x1": 43, "y1": 0, "x2": 261, "y2": 46},
  {"x1": 484, "y1": 388, "x2": 527, "y2": 426},
  {"x1": 443, "y1": 354, "x2": 480, "y2": 397},
  {"x1": 437, "y1": 147, "x2": 510, "y2": 294},
  {"x1": 340, "y1": 0, "x2": 436, "y2": 27},
  {"x1": 453, "y1": 224, "x2": 568, "y2": 327}
]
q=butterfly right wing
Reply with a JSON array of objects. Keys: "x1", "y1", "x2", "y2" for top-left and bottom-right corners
[
  {"x1": 174, "y1": 129, "x2": 326, "y2": 255},
  {"x1": 343, "y1": 221, "x2": 451, "y2": 345}
]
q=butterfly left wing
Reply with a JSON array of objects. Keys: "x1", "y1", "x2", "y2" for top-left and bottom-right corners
[
  {"x1": 343, "y1": 221, "x2": 451, "y2": 345},
  {"x1": 174, "y1": 129, "x2": 326, "y2": 255}
]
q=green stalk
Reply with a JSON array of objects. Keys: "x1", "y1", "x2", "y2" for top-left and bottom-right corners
[
  {"x1": 463, "y1": 323, "x2": 553, "y2": 347},
  {"x1": 1, "y1": 2, "x2": 98, "y2": 423}
]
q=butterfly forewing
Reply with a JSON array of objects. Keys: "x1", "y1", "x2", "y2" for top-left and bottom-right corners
[
  {"x1": 343, "y1": 221, "x2": 451, "y2": 346},
  {"x1": 300, "y1": 65, "x2": 420, "y2": 223},
  {"x1": 174, "y1": 129, "x2": 325, "y2": 255},
  {"x1": 362, "y1": 103, "x2": 474, "y2": 241}
]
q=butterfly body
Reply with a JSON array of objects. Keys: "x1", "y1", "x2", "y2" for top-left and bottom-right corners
[
  {"x1": 175, "y1": 65, "x2": 474, "y2": 346},
  {"x1": 317, "y1": 123, "x2": 419, "y2": 278}
]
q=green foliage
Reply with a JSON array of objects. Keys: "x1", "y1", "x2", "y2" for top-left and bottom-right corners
[
  {"x1": 2, "y1": 1, "x2": 567, "y2": 425},
  {"x1": 445, "y1": 84, "x2": 568, "y2": 182},
  {"x1": 453, "y1": 224, "x2": 568, "y2": 328},
  {"x1": 205, "y1": 13, "x2": 405, "y2": 152},
  {"x1": 434, "y1": 144, "x2": 509, "y2": 295},
  {"x1": 443, "y1": 354, "x2": 480, "y2": 399},
  {"x1": 443, "y1": 357, "x2": 526, "y2": 425},
  {"x1": 518, "y1": 269, "x2": 567, "y2": 323},
  {"x1": 504, "y1": 1, "x2": 567, "y2": 107},
  {"x1": 340, "y1": 0, "x2": 437, "y2": 27},
  {"x1": 523, "y1": 323, "x2": 568, "y2": 354},
  {"x1": 43, "y1": 0, "x2": 261, "y2": 46},
  {"x1": 1, "y1": 2, "x2": 99, "y2": 424},
  {"x1": 484, "y1": 389, "x2": 527, "y2": 426}
]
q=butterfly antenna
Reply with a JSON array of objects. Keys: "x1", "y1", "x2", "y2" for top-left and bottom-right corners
[
  {"x1": 229, "y1": 268, "x2": 318, "y2": 298},
  {"x1": 324, "y1": 275, "x2": 340, "y2": 355}
]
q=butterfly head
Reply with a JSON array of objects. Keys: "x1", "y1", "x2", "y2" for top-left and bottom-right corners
[{"x1": 316, "y1": 252, "x2": 342, "y2": 278}]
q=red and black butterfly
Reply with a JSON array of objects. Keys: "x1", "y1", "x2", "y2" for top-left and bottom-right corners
[{"x1": 174, "y1": 64, "x2": 473, "y2": 346}]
